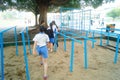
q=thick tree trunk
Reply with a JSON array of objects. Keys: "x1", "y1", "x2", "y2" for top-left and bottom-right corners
[
  {"x1": 35, "y1": 13, "x2": 38, "y2": 26},
  {"x1": 38, "y1": 4, "x2": 48, "y2": 27}
]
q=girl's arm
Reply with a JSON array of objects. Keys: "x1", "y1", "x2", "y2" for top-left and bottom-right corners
[{"x1": 33, "y1": 41, "x2": 37, "y2": 55}]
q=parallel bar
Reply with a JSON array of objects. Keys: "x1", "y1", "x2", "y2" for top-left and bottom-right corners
[
  {"x1": 58, "y1": 32, "x2": 82, "y2": 44},
  {"x1": 26, "y1": 27, "x2": 32, "y2": 55},
  {"x1": 84, "y1": 40, "x2": 88, "y2": 69},
  {"x1": 114, "y1": 35, "x2": 120, "y2": 64},
  {"x1": 92, "y1": 31, "x2": 95, "y2": 48},
  {"x1": 0, "y1": 33, "x2": 4, "y2": 80},
  {"x1": 70, "y1": 39, "x2": 74, "y2": 72},
  {"x1": 21, "y1": 32, "x2": 30, "y2": 80},
  {"x1": 0, "y1": 26, "x2": 15, "y2": 33},
  {"x1": 14, "y1": 27, "x2": 19, "y2": 56},
  {"x1": 64, "y1": 36, "x2": 66, "y2": 51}
]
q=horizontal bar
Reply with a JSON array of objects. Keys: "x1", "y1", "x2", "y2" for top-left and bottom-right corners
[
  {"x1": 0, "y1": 26, "x2": 16, "y2": 33},
  {"x1": 20, "y1": 27, "x2": 26, "y2": 34},
  {"x1": 58, "y1": 32, "x2": 82, "y2": 44},
  {"x1": 61, "y1": 30, "x2": 96, "y2": 42}
]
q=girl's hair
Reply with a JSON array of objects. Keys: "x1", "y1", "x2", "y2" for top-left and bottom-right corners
[
  {"x1": 52, "y1": 21, "x2": 55, "y2": 24},
  {"x1": 39, "y1": 26, "x2": 45, "y2": 32},
  {"x1": 50, "y1": 22, "x2": 53, "y2": 27}
]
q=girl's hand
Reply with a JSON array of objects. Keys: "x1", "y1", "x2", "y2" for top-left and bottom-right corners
[{"x1": 33, "y1": 50, "x2": 37, "y2": 56}]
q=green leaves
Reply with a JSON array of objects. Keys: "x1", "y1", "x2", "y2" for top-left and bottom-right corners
[{"x1": 107, "y1": 8, "x2": 120, "y2": 19}]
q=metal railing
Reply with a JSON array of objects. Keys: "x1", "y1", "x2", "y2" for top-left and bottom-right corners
[{"x1": 0, "y1": 26, "x2": 18, "y2": 80}]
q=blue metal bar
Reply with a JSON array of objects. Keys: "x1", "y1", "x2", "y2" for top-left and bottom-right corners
[
  {"x1": 62, "y1": 31, "x2": 96, "y2": 42},
  {"x1": 101, "y1": 28, "x2": 120, "y2": 32},
  {"x1": 58, "y1": 32, "x2": 82, "y2": 44},
  {"x1": 106, "y1": 31, "x2": 110, "y2": 45},
  {"x1": 26, "y1": 27, "x2": 32, "y2": 55},
  {"x1": 60, "y1": 7, "x2": 62, "y2": 29},
  {"x1": 89, "y1": 10, "x2": 91, "y2": 32},
  {"x1": 0, "y1": 26, "x2": 15, "y2": 33},
  {"x1": 92, "y1": 31, "x2": 95, "y2": 48},
  {"x1": 0, "y1": 33, "x2": 4, "y2": 80},
  {"x1": 54, "y1": 33, "x2": 58, "y2": 52},
  {"x1": 70, "y1": 39, "x2": 74, "y2": 72},
  {"x1": 83, "y1": 9, "x2": 85, "y2": 31},
  {"x1": 64, "y1": 36, "x2": 66, "y2": 51},
  {"x1": 100, "y1": 29, "x2": 103, "y2": 46},
  {"x1": 61, "y1": 7, "x2": 79, "y2": 10},
  {"x1": 86, "y1": 31, "x2": 88, "y2": 37},
  {"x1": 80, "y1": 9, "x2": 84, "y2": 34},
  {"x1": 14, "y1": 27, "x2": 19, "y2": 56},
  {"x1": 114, "y1": 35, "x2": 120, "y2": 64},
  {"x1": 21, "y1": 32, "x2": 30, "y2": 80},
  {"x1": 0, "y1": 26, "x2": 18, "y2": 80},
  {"x1": 84, "y1": 39, "x2": 88, "y2": 69}
]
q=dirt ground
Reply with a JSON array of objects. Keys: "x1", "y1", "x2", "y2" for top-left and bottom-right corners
[{"x1": 4, "y1": 39, "x2": 120, "y2": 80}]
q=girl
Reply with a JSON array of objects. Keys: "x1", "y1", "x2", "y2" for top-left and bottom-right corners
[{"x1": 32, "y1": 26, "x2": 49, "y2": 80}]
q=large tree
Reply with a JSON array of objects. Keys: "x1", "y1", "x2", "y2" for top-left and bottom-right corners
[
  {"x1": 1, "y1": 0, "x2": 115, "y2": 26},
  {"x1": 35, "y1": 0, "x2": 115, "y2": 26},
  {"x1": 107, "y1": 8, "x2": 120, "y2": 20}
]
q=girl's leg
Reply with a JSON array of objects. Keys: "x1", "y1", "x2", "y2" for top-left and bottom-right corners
[
  {"x1": 43, "y1": 58, "x2": 48, "y2": 77},
  {"x1": 47, "y1": 42, "x2": 50, "y2": 50},
  {"x1": 50, "y1": 43, "x2": 53, "y2": 52},
  {"x1": 39, "y1": 56, "x2": 43, "y2": 65}
]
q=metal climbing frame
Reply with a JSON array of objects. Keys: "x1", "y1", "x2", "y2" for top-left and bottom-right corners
[
  {"x1": 60, "y1": 8, "x2": 91, "y2": 33},
  {"x1": 0, "y1": 26, "x2": 18, "y2": 80}
]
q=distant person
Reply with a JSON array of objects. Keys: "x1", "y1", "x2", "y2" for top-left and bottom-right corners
[
  {"x1": 90, "y1": 20, "x2": 93, "y2": 26},
  {"x1": 52, "y1": 20, "x2": 59, "y2": 47},
  {"x1": 46, "y1": 23, "x2": 54, "y2": 52},
  {"x1": 101, "y1": 18, "x2": 104, "y2": 26},
  {"x1": 32, "y1": 26, "x2": 49, "y2": 80}
]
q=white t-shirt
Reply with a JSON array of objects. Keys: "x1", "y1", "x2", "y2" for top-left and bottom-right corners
[
  {"x1": 33, "y1": 33, "x2": 49, "y2": 47},
  {"x1": 52, "y1": 25, "x2": 58, "y2": 37}
]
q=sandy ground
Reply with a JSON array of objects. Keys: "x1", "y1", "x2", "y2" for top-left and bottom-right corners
[{"x1": 4, "y1": 39, "x2": 120, "y2": 80}]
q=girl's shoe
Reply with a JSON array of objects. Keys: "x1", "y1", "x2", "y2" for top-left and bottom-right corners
[
  {"x1": 48, "y1": 48, "x2": 50, "y2": 51},
  {"x1": 50, "y1": 49, "x2": 53, "y2": 52},
  {"x1": 43, "y1": 76, "x2": 47, "y2": 80},
  {"x1": 40, "y1": 62, "x2": 43, "y2": 65}
]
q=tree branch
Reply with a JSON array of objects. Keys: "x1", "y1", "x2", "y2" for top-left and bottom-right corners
[{"x1": 50, "y1": 0, "x2": 69, "y2": 5}]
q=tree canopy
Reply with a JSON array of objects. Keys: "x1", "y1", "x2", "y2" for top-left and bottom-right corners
[
  {"x1": 0, "y1": 0, "x2": 115, "y2": 26},
  {"x1": 107, "y1": 8, "x2": 120, "y2": 20}
]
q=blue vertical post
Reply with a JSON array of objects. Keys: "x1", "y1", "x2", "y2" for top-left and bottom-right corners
[
  {"x1": 84, "y1": 39, "x2": 88, "y2": 69},
  {"x1": 21, "y1": 32, "x2": 30, "y2": 80},
  {"x1": 14, "y1": 27, "x2": 19, "y2": 56},
  {"x1": 100, "y1": 28, "x2": 103, "y2": 46},
  {"x1": 89, "y1": 10, "x2": 91, "y2": 32},
  {"x1": 83, "y1": 10, "x2": 85, "y2": 31},
  {"x1": 70, "y1": 39, "x2": 74, "y2": 72},
  {"x1": 60, "y1": 8, "x2": 62, "y2": 30},
  {"x1": 92, "y1": 31, "x2": 95, "y2": 48},
  {"x1": 79, "y1": 11, "x2": 80, "y2": 31},
  {"x1": 114, "y1": 35, "x2": 120, "y2": 64},
  {"x1": 26, "y1": 27, "x2": 32, "y2": 55},
  {"x1": 106, "y1": 31, "x2": 110, "y2": 45},
  {"x1": 54, "y1": 33, "x2": 58, "y2": 52},
  {"x1": 86, "y1": 31, "x2": 88, "y2": 37},
  {"x1": 0, "y1": 33, "x2": 4, "y2": 80},
  {"x1": 64, "y1": 36, "x2": 66, "y2": 51}
]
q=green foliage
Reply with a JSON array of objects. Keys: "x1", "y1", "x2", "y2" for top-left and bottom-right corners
[
  {"x1": 107, "y1": 8, "x2": 120, "y2": 19},
  {"x1": 1, "y1": 10, "x2": 18, "y2": 19},
  {"x1": 0, "y1": 0, "x2": 115, "y2": 25},
  {"x1": 1, "y1": 0, "x2": 115, "y2": 12}
]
